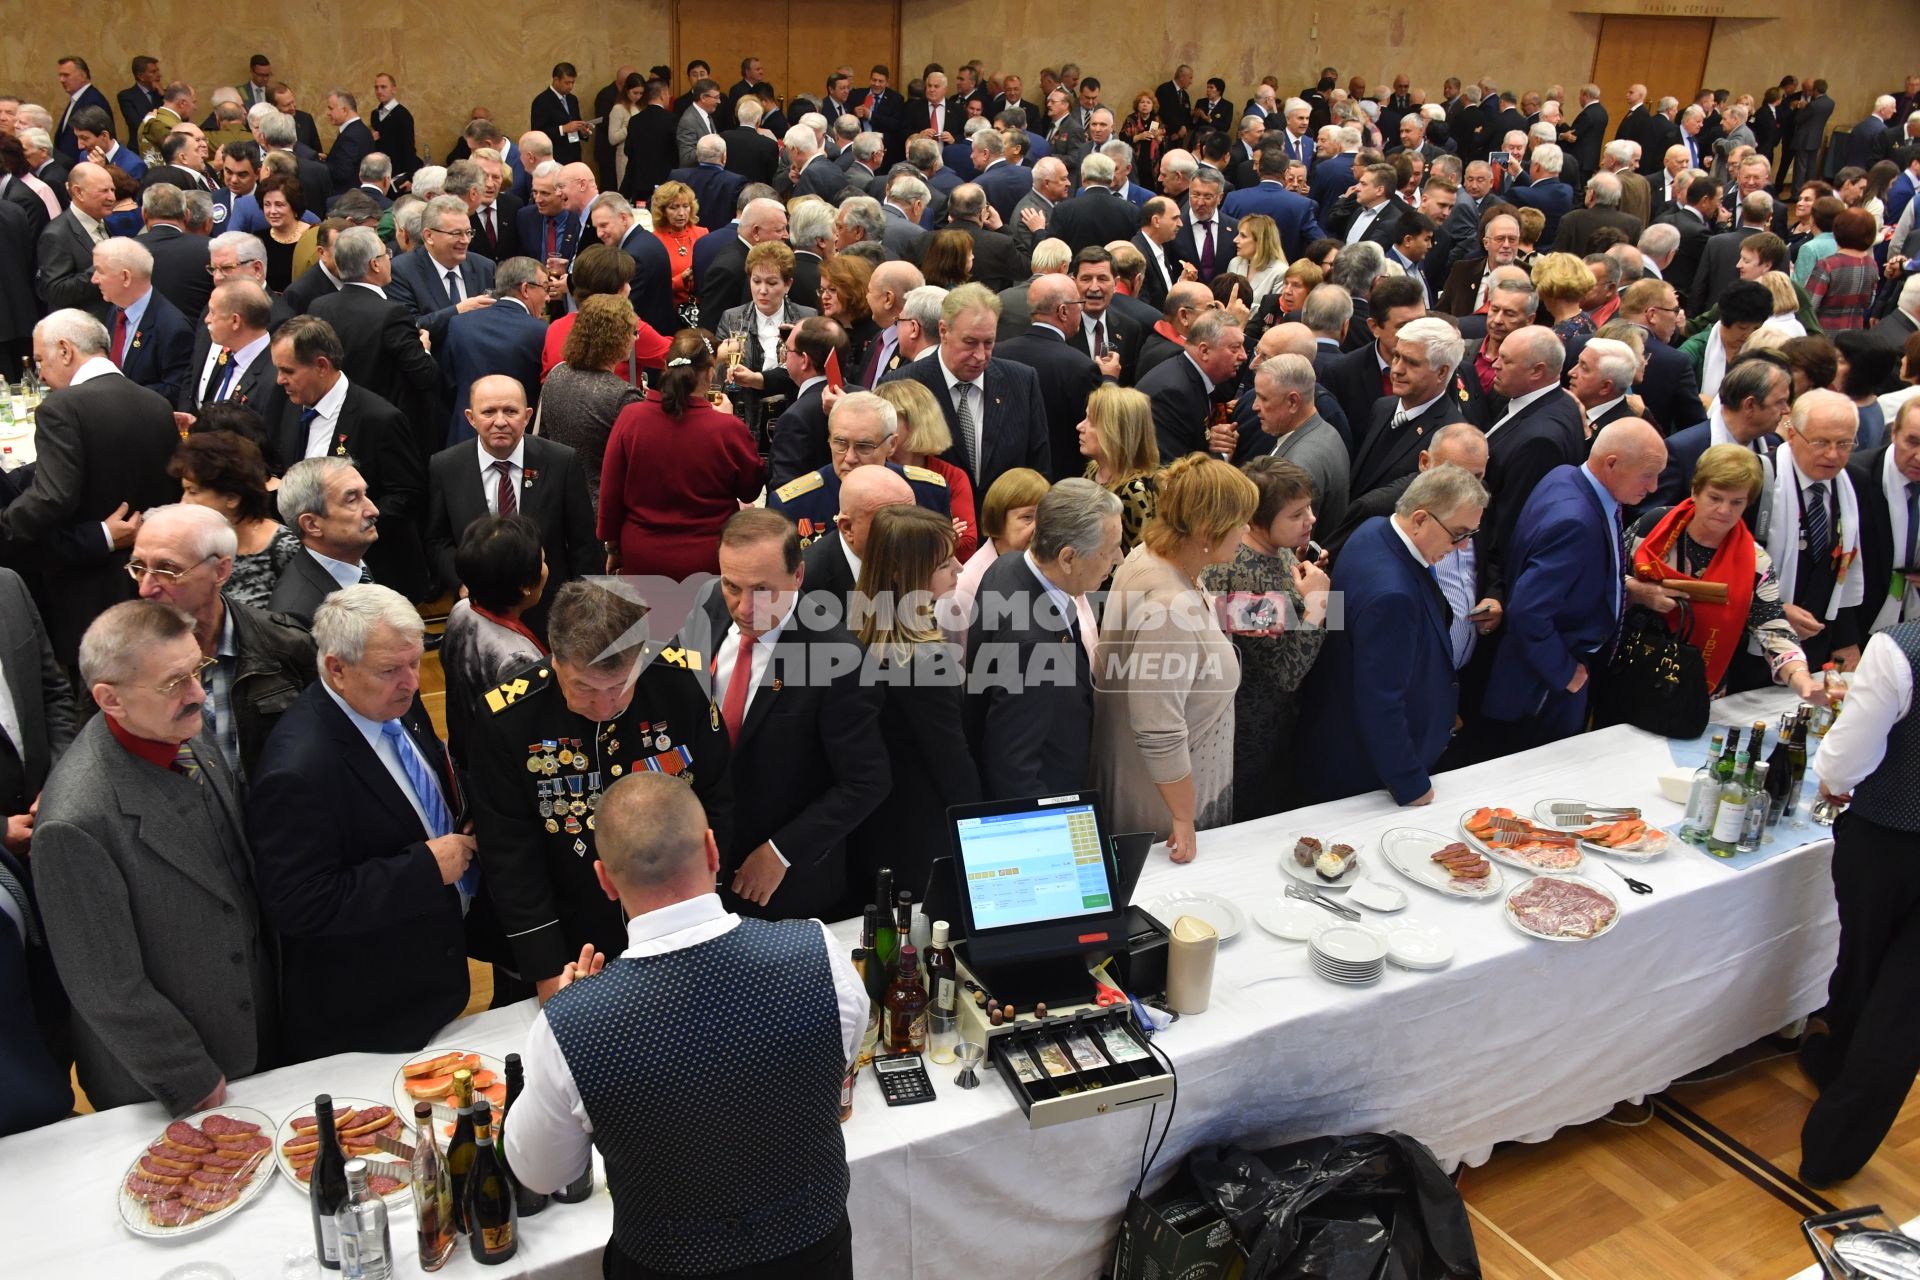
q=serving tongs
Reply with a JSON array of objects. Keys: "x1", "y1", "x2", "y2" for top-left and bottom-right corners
[
  {"x1": 1285, "y1": 883, "x2": 1360, "y2": 921},
  {"x1": 1548, "y1": 802, "x2": 1641, "y2": 827},
  {"x1": 1486, "y1": 817, "x2": 1578, "y2": 845}
]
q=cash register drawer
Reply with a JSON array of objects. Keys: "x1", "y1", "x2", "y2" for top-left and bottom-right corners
[{"x1": 989, "y1": 1007, "x2": 1172, "y2": 1129}]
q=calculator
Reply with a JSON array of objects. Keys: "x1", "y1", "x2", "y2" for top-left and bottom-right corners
[{"x1": 874, "y1": 1053, "x2": 936, "y2": 1105}]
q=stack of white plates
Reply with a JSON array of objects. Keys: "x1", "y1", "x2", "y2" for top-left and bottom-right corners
[{"x1": 1309, "y1": 923, "x2": 1387, "y2": 985}]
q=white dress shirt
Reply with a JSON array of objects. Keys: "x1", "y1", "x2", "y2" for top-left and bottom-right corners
[
  {"x1": 1485, "y1": 382, "x2": 1557, "y2": 439},
  {"x1": 478, "y1": 438, "x2": 527, "y2": 516},
  {"x1": 504, "y1": 893, "x2": 868, "y2": 1195},
  {"x1": 1434, "y1": 538, "x2": 1479, "y2": 668},
  {"x1": 1585, "y1": 395, "x2": 1627, "y2": 429},
  {"x1": 1345, "y1": 199, "x2": 1389, "y2": 244},
  {"x1": 303, "y1": 373, "x2": 352, "y2": 458},
  {"x1": 753, "y1": 306, "x2": 783, "y2": 370},
  {"x1": 1814, "y1": 630, "x2": 1916, "y2": 796},
  {"x1": 196, "y1": 330, "x2": 271, "y2": 404},
  {"x1": 320, "y1": 683, "x2": 439, "y2": 835},
  {"x1": 307, "y1": 547, "x2": 367, "y2": 589}
]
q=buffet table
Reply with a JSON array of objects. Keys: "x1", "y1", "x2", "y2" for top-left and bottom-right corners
[{"x1": 3, "y1": 690, "x2": 1841, "y2": 1279}]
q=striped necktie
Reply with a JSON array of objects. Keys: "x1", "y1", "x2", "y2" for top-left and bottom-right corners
[{"x1": 174, "y1": 740, "x2": 203, "y2": 784}]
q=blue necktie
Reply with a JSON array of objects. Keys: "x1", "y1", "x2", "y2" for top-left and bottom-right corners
[
  {"x1": 209, "y1": 351, "x2": 237, "y2": 404},
  {"x1": 380, "y1": 719, "x2": 475, "y2": 898}
]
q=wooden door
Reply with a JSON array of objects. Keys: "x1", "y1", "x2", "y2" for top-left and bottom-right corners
[
  {"x1": 674, "y1": 7, "x2": 790, "y2": 107},
  {"x1": 674, "y1": 0, "x2": 897, "y2": 113},
  {"x1": 1590, "y1": 16, "x2": 1715, "y2": 114}
]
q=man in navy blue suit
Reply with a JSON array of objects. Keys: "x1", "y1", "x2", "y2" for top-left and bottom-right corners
[
  {"x1": 1223, "y1": 143, "x2": 1327, "y2": 261},
  {"x1": 1649, "y1": 355, "x2": 1789, "y2": 509},
  {"x1": 438, "y1": 257, "x2": 550, "y2": 445},
  {"x1": 516, "y1": 161, "x2": 582, "y2": 276},
  {"x1": 668, "y1": 135, "x2": 747, "y2": 232},
  {"x1": 323, "y1": 90, "x2": 376, "y2": 194},
  {"x1": 586, "y1": 191, "x2": 677, "y2": 341},
  {"x1": 973, "y1": 129, "x2": 1032, "y2": 223},
  {"x1": 881, "y1": 282, "x2": 1050, "y2": 499},
  {"x1": 54, "y1": 57, "x2": 116, "y2": 159},
  {"x1": 1308, "y1": 126, "x2": 1360, "y2": 214},
  {"x1": 1299, "y1": 464, "x2": 1489, "y2": 805},
  {"x1": 1482, "y1": 419, "x2": 1670, "y2": 750},
  {"x1": 1506, "y1": 143, "x2": 1576, "y2": 245},
  {"x1": 389, "y1": 195, "x2": 498, "y2": 346},
  {"x1": 530, "y1": 63, "x2": 589, "y2": 166},
  {"x1": 93, "y1": 238, "x2": 193, "y2": 406}
]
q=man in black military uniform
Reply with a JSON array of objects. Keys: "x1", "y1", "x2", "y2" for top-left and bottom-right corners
[
  {"x1": 767, "y1": 390, "x2": 951, "y2": 549},
  {"x1": 469, "y1": 579, "x2": 731, "y2": 1003}
]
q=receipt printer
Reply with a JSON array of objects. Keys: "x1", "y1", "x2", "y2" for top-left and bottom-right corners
[{"x1": 1109, "y1": 905, "x2": 1170, "y2": 1000}]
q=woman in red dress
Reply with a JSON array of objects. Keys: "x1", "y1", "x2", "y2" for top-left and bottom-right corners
[{"x1": 598, "y1": 330, "x2": 766, "y2": 581}]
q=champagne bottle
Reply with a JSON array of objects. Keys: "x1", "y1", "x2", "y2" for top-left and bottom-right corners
[
  {"x1": 1784, "y1": 707, "x2": 1811, "y2": 817},
  {"x1": 463, "y1": 1103, "x2": 519, "y2": 1265},
  {"x1": 1747, "y1": 719, "x2": 1767, "y2": 768},
  {"x1": 895, "y1": 889, "x2": 916, "y2": 978},
  {"x1": 1709, "y1": 749, "x2": 1751, "y2": 856},
  {"x1": 335, "y1": 1158, "x2": 394, "y2": 1280},
  {"x1": 925, "y1": 920, "x2": 958, "y2": 1017},
  {"x1": 859, "y1": 907, "x2": 887, "y2": 1003},
  {"x1": 444, "y1": 1069, "x2": 478, "y2": 1233},
  {"x1": 309, "y1": 1095, "x2": 350, "y2": 1270},
  {"x1": 884, "y1": 943, "x2": 929, "y2": 1054},
  {"x1": 1738, "y1": 762, "x2": 1770, "y2": 852},
  {"x1": 852, "y1": 948, "x2": 881, "y2": 1069},
  {"x1": 500, "y1": 1054, "x2": 549, "y2": 1218},
  {"x1": 1681, "y1": 728, "x2": 1727, "y2": 841},
  {"x1": 1764, "y1": 713, "x2": 1794, "y2": 822},
  {"x1": 1810, "y1": 665, "x2": 1839, "y2": 735},
  {"x1": 409, "y1": 1102, "x2": 456, "y2": 1271},
  {"x1": 873, "y1": 869, "x2": 898, "y2": 968}
]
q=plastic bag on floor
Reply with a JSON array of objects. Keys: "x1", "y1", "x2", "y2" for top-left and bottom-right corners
[{"x1": 1186, "y1": 1131, "x2": 1479, "y2": 1280}]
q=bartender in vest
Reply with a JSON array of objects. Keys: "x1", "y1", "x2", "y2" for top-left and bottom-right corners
[
  {"x1": 1746, "y1": 389, "x2": 1865, "y2": 688},
  {"x1": 504, "y1": 772, "x2": 867, "y2": 1279},
  {"x1": 1799, "y1": 615, "x2": 1920, "y2": 1187},
  {"x1": 468, "y1": 580, "x2": 731, "y2": 1005}
]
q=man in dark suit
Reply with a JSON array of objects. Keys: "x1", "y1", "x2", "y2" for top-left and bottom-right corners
[
  {"x1": 1224, "y1": 144, "x2": 1328, "y2": 260},
  {"x1": 901, "y1": 71, "x2": 960, "y2": 147},
  {"x1": 684, "y1": 509, "x2": 887, "y2": 921},
  {"x1": 1482, "y1": 326, "x2": 1588, "y2": 563},
  {"x1": 1602, "y1": 278, "x2": 1707, "y2": 435},
  {"x1": 321, "y1": 91, "x2": 374, "y2": 193},
  {"x1": 1485, "y1": 423, "x2": 1669, "y2": 750},
  {"x1": 257, "y1": 110, "x2": 330, "y2": 209},
  {"x1": 1787, "y1": 81, "x2": 1835, "y2": 190},
  {"x1": 1562, "y1": 87, "x2": 1610, "y2": 184},
  {"x1": 881, "y1": 283, "x2": 1050, "y2": 498},
  {"x1": 367, "y1": 74, "x2": 419, "y2": 179},
  {"x1": 1349, "y1": 317, "x2": 1471, "y2": 497},
  {"x1": 940, "y1": 183, "x2": 1028, "y2": 292},
  {"x1": 1129, "y1": 196, "x2": 1192, "y2": 311},
  {"x1": 517, "y1": 164, "x2": 585, "y2": 273},
  {"x1": 267, "y1": 317, "x2": 428, "y2": 599},
  {"x1": 1324, "y1": 162, "x2": 1407, "y2": 249},
  {"x1": 967, "y1": 479, "x2": 1122, "y2": 797},
  {"x1": 1172, "y1": 171, "x2": 1236, "y2": 284},
  {"x1": 1507, "y1": 145, "x2": 1576, "y2": 244},
  {"x1": 531, "y1": 63, "x2": 589, "y2": 166},
  {"x1": 1654, "y1": 175, "x2": 1722, "y2": 310},
  {"x1": 1137, "y1": 310, "x2": 1245, "y2": 460},
  {"x1": 438, "y1": 261, "x2": 550, "y2": 446},
  {"x1": 467, "y1": 154, "x2": 524, "y2": 263},
  {"x1": 1567, "y1": 336, "x2": 1645, "y2": 442},
  {"x1": 719, "y1": 98, "x2": 780, "y2": 188},
  {"x1": 1648, "y1": 357, "x2": 1790, "y2": 510},
  {"x1": 117, "y1": 56, "x2": 164, "y2": 139},
  {"x1": 1067, "y1": 247, "x2": 1145, "y2": 384},
  {"x1": 307, "y1": 231, "x2": 436, "y2": 428},
  {"x1": 34, "y1": 162, "x2": 114, "y2": 317},
  {"x1": 133, "y1": 188, "x2": 212, "y2": 319},
  {"x1": 266, "y1": 457, "x2": 378, "y2": 620},
  {"x1": 786, "y1": 129, "x2": 844, "y2": 203},
  {"x1": 621, "y1": 80, "x2": 679, "y2": 201},
  {"x1": 387, "y1": 195, "x2": 498, "y2": 347},
  {"x1": 34, "y1": 599, "x2": 275, "y2": 1113},
  {"x1": 1615, "y1": 83, "x2": 1655, "y2": 156},
  {"x1": 1298, "y1": 464, "x2": 1488, "y2": 805},
  {"x1": 1550, "y1": 171, "x2": 1643, "y2": 256},
  {"x1": 694, "y1": 196, "x2": 785, "y2": 334},
  {"x1": 763, "y1": 317, "x2": 845, "y2": 488},
  {"x1": 179, "y1": 279, "x2": 283, "y2": 427},
  {"x1": 53, "y1": 58, "x2": 115, "y2": 159},
  {"x1": 425, "y1": 374, "x2": 595, "y2": 609},
  {"x1": 973, "y1": 131, "x2": 1033, "y2": 223},
  {"x1": 586, "y1": 192, "x2": 678, "y2": 341},
  {"x1": 1308, "y1": 135, "x2": 1360, "y2": 213},
  {"x1": 1847, "y1": 98, "x2": 1897, "y2": 172},
  {"x1": 1045, "y1": 153, "x2": 1139, "y2": 254},
  {"x1": 249, "y1": 585, "x2": 472, "y2": 1061},
  {"x1": 2, "y1": 310, "x2": 178, "y2": 664},
  {"x1": 1320, "y1": 275, "x2": 1427, "y2": 433},
  {"x1": 670, "y1": 138, "x2": 747, "y2": 232},
  {"x1": 1845, "y1": 404, "x2": 1920, "y2": 639},
  {"x1": 849, "y1": 65, "x2": 904, "y2": 158},
  {"x1": 92, "y1": 238, "x2": 193, "y2": 405},
  {"x1": 996, "y1": 275, "x2": 1117, "y2": 481}
]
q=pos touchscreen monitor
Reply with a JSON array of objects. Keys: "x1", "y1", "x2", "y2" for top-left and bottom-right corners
[{"x1": 946, "y1": 792, "x2": 1127, "y2": 975}]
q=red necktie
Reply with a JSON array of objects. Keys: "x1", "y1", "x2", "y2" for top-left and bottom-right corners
[
  {"x1": 933, "y1": 103, "x2": 943, "y2": 136},
  {"x1": 483, "y1": 206, "x2": 496, "y2": 245},
  {"x1": 1380, "y1": 366, "x2": 1393, "y2": 397},
  {"x1": 1197, "y1": 221, "x2": 1215, "y2": 277},
  {"x1": 545, "y1": 219, "x2": 557, "y2": 259},
  {"x1": 492, "y1": 459, "x2": 515, "y2": 516},
  {"x1": 111, "y1": 311, "x2": 128, "y2": 366},
  {"x1": 720, "y1": 631, "x2": 755, "y2": 740}
]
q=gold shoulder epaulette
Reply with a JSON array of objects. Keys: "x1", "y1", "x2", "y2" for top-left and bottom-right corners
[
  {"x1": 902, "y1": 464, "x2": 947, "y2": 487},
  {"x1": 774, "y1": 470, "x2": 827, "y2": 502}
]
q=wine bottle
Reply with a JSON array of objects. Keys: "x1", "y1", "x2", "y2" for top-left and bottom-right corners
[
  {"x1": 925, "y1": 920, "x2": 958, "y2": 1017},
  {"x1": 309, "y1": 1095, "x2": 350, "y2": 1271},
  {"x1": 895, "y1": 890, "x2": 915, "y2": 976},
  {"x1": 409, "y1": 1102, "x2": 456, "y2": 1271},
  {"x1": 444, "y1": 1069, "x2": 478, "y2": 1233},
  {"x1": 335, "y1": 1158, "x2": 395, "y2": 1280},
  {"x1": 1681, "y1": 728, "x2": 1727, "y2": 842},
  {"x1": 551, "y1": 1150, "x2": 594, "y2": 1204},
  {"x1": 1738, "y1": 762, "x2": 1770, "y2": 852},
  {"x1": 1709, "y1": 749, "x2": 1751, "y2": 856},
  {"x1": 500, "y1": 1054, "x2": 549, "y2": 1218},
  {"x1": 859, "y1": 909, "x2": 887, "y2": 1003},
  {"x1": 873, "y1": 870, "x2": 898, "y2": 968},
  {"x1": 884, "y1": 943, "x2": 930, "y2": 1054},
  {"x1": 1764, "y1": 713, "x2": 1794, "y2": 822},
  {"x1": 1784, "y1": 708, "x2": 1811, "y2": 817},
  {"x1": 1810, "y1": 665, "x2": 1839, "y2": 735},
  {"x1": 463, "y1": 1102, "x2": 519, "y2": 1265},
  {"x1": 1747, "y1": 719, "x2": 1767, "y2": 768}
]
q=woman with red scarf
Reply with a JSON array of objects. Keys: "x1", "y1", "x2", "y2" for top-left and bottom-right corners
[{"x1": 1628, "y1": 443, "x2": 1824, "y2": 699}]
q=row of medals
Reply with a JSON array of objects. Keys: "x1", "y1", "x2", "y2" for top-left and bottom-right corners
[{"x1": 528, "y1": 737, "x2": 601, "y2": 834}]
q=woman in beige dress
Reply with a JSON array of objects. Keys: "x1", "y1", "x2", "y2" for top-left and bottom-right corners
[{"x1": 1092, "y1": 455, "x2": 1257, "y2": 862}]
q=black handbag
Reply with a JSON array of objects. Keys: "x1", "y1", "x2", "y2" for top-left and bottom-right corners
[{"x1": 1589, "y1": 603, "x2": 1711, "y2": 738}]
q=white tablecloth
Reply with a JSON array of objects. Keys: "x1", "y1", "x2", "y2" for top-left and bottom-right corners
[{"x1": 3, "y1": 691, "x2": 1841, "y2": 1279}]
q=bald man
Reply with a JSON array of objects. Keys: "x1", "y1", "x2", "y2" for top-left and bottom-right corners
[
  {"x1": 37, "y1": 161, "x2": 117, "y2": 313},
  {"x1": 423, "y1": 373, "x2": 597, "y2": 621},
  {"x1": 799, "y1": 462, "x2": 914, "y2": 617},
  {"x1": 1482, "y1": 418, "x2": 1669, "y2": 747}
]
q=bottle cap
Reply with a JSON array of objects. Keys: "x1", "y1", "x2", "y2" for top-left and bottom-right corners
[
  {"x1": 472, "y1": 1100, "x2": 492, "y2": 1121},
  {"x1": 896, "y1": 888, "x2": 912, "y2": 906},
  {"x1": 414, "y1": 1101, "x2": 433, "y2": 1119},
  {"x1": 344, "y1": 1157, "x2": 367, "y2": 1178},
  {"x1": 316, "y1": 1093, "x2": 333, "y2": 1110},
  {"x1": 506, "y1": 1052, "x2": 522, "y2": 1067},
  {"x1": 932, "y1": 920, "x2": 950, "y2": 945},
  {"x1": 900, "y1": 944, "x2": 917, "y2": 961}
]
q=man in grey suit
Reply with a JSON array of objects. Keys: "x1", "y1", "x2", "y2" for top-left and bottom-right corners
[
  {"x1": 881, "y1": 174, "x2": 930, "y2": 262},
  {"x1": 1250, "y1": 352, "x2": 1349, "y2": 531},
  {"x1": 268, "y1": 458, "x2": 380, "y2": 621},
  {"x1": 676, "y1": 79, "x2": 725, "y2": 169},
  {"x1": 33, "y1": 599, "x2": 276, "y2": 1114},
  {"x1": 1786, "y1": 81, "x2": 1835, "y2": 191}
]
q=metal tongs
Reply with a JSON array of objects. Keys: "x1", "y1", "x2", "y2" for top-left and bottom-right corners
[
  {"x1": 1285, "y1": 883, "x2": 1360, "y2": 921},
  {"x1": 1548, "y1": 802, "x2": 1641, "y2": 827}
]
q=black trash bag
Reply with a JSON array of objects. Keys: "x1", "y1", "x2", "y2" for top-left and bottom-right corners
[{"x1": 1186, "y1": 1132, "x2": 1480, "y2": 1280}]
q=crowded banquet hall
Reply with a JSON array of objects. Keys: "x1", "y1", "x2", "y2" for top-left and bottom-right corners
[{"x1": 4, "y1": 12, "x2": 1920, "y2": 1278}]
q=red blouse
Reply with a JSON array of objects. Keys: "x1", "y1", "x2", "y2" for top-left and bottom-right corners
[
  {"x1": 598, "y1": 392, "x2": 766, "y2": 580},
  {"x1": 540, "y1": 311, "x2": 673, "y2": 383}
]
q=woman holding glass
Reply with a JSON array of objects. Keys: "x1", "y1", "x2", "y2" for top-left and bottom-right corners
[
  {"x1": 649, "y1": 179, "x2": 707, "y2": 319},
  {"x1": 875, "y1": 378, "x2": 978, "y2": 559},
  {"x1": 715, "y1": 241, "x2": 817, "y2": 441}
]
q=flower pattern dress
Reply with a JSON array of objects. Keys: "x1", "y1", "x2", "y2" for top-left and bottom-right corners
[{"x1": 227, "y1": 526, "x2": 303, "y2": 610}]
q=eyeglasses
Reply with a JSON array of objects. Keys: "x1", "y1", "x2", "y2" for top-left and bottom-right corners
[
  {"x1": 429, "y1": 226, "x2": 476, "y2": 240},
  {"x1": 206, "y1": 262, "x2": 246, "y2": 277},
  {"x1": 828, "y1": 434, "x2": 894, "y2": 458},
  {"x1": 1789, "y1": 424, "x2": 1855, "y2": 455},
  {"x1": 1422, "y1": 512, "x2": 1480, "y2": 545},
  {"x1": 149, "y1": 656, "x2": 218, "y2": 698},
  {"x1": 126, "y1": 553, "x2": 217, "y2": 583},
  {"x1": 1647, "y1": 304, "x2": 1683, "y2": 316}
]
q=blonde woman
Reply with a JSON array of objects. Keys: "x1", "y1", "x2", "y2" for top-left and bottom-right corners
[
  {"x1": 875, "y1": 378, "x2": 977, "y2": 559},
  {"x1": 650, "y1": 179, "x2": 707, "y2": 309},
  {"x1": 1092, "y1": 454, "x2": 1257, "y2": 860},
  {"x1": 1530, "y1": 251, "x2": 1598, "y2": 341},
  {"x1": 1075, "y1": 384, "x2": 1159, "y2": 555},
  {"x1": 1226, "y1": 213, "x2": 1288, "y2": 305}
]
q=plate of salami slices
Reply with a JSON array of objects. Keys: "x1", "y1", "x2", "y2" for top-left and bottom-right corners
[
  {"x1": 117, "y1": 1106, "x2": 277, "y2": 1237},
  {"x1": 273, "y1": 1098, "x2": 412, "y2": 1208}
]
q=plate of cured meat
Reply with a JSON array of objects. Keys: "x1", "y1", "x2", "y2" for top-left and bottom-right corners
[
  {"x1": 1459, "y1": 807, "x2": 1585, "y2": 875},
  {"x1": 274, "y1": 1099, "x2": 411, "y2": 1207},
  {"x1": 1504, "y1": 874, "x2": 1621, "y2": 942},
  {"x1": 1379, "y1": 828, "x2": 1504, "y2": 899},
  {"x1": 118, "y1": 1106, "x2": 277, "y2": 1237},
  {"x1": 1529, "y1": 800, "x2": 1672, "y2": 860}
]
